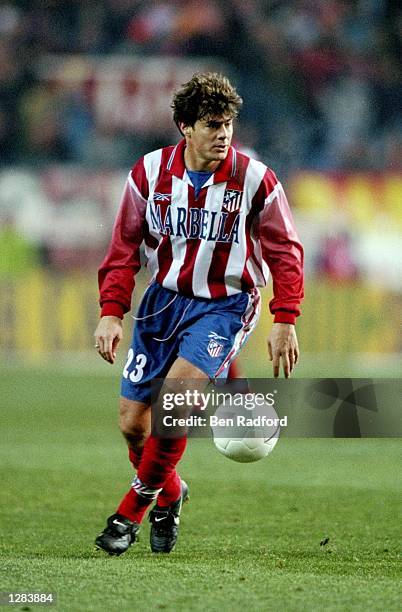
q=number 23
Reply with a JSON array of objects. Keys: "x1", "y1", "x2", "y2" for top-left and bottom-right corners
[{"x1": 123, "y1": 349, "x2": 147, "y2": 383}]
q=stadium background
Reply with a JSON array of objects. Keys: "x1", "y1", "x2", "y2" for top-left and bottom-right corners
[
  {"x1": 0, "y1": 2, "x2": 401, "y2": 611},
  {"x1": 0, "y1": 0, "x2": 401, "y2": 373}
]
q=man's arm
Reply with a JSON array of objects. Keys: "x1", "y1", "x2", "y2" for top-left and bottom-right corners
[
  {"x1": 95, "y1": 171, "x2": 147, "y2": 363},
  {"x1": 258, "y1": 175, "x2": 304, "y2": 377}
]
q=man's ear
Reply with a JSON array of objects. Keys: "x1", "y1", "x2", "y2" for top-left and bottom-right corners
[{"x1": 180, "y1": 122, "x2": 192, "y2": 137}]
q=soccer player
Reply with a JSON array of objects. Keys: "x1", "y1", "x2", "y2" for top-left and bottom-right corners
[{"x1": 94, "y1": 72, "x2": 304, "y2": 556}]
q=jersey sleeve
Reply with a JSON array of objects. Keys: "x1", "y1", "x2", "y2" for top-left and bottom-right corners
[
  {"x1": 258, "y1": 170, "x2": 304, "y2": 325},
  {"x1": 98, "y1": 163, "x2": 148, "y2": 318}
]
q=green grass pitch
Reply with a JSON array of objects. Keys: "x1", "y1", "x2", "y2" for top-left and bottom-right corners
[{"x1": 0, "y1": 369, "x2": 400, "y2": 611}]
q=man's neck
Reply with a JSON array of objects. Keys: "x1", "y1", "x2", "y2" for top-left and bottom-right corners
[{"x1": 184, "y1": 147, "x2": 221, "y2": 173}]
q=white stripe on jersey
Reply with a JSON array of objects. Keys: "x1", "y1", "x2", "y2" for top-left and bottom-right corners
[
  {"x1": 143, "y1": 148, "x2": 163, "y2": 195},
  {"x1": 224, "y1": 158, "x2": 267, "y2": 294},
  {"x1": 245, "y1": 158, "x2": 274, "y2": 285},
  {"x1": 264, "y1": 181, "x2": 295, "y2": 238},
  {"x1": 167, "y1": 144, "x2": 177, "y2": 170},
  {"x1": 128, "y1": 173, "x2": 146, "y2": 201},
  {"x1": 144, "y1": 238, "x2": 159, "y2": 278},
  {"x1": 160, "y1": 175, "x2": 190, "y2": 291},
  {"x1": 192, "y1": 182, "x2": 227, "y2": 298},
  {"x1": 143, "y1": 149, "x2": 163, "y2": 277},
  {"x1": 265, "y1": 181, "x2": 282, "y2": 205},
  {"x1": 231, "y1": 148, "x2": 237, "y2": 176}
]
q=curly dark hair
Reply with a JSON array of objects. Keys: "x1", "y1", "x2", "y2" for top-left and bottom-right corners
[{"x1": 171, "y1": 72, "x2": 243, "y2": 133}]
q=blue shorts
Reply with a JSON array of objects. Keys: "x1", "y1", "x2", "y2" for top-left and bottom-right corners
[{"x1": 121, "y1": 282, "x2": 261, "y2": 404}]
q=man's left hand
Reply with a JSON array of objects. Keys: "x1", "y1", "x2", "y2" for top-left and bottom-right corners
[{"x1": 267, "y1": 323, "x2": 299, "y2": 378}]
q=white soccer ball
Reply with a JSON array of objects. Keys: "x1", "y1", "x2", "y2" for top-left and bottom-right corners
[
  {"x1": 213, "y1": 432, "x2": 279, "y2": 463},
  {"x1": 212, "y1": 400, "x2": 280, "y2": 463}
]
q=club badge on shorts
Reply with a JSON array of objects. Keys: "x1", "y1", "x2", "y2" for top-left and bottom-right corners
[{"x1": 207, "y1": 332, "x2": 227, "y2": 358}]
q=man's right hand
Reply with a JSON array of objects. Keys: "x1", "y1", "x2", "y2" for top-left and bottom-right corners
[{"x1": 94, "y1": 316, "x2": 123, "y2": 364}]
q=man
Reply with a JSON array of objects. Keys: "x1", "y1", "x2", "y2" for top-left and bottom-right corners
[{"x1": 94, "y1": 72, "x2": 304, "y2": 556}]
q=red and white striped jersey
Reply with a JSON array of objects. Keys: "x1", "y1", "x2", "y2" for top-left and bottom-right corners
[{"x1": 99, "y1": 139, "x2": 304, "y2": 324}]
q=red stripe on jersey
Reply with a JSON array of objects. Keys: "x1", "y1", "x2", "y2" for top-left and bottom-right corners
[
  {"x1": 207, "y1": 155, "x2": 251, "y2": 298},
  {"x1": 143, "y1": 220, "x2": 159, "y2": 250},
  {"x1": 264, "y1": 167, "x2": 279, "y2": 193},
  {"x1": 176, "y1": 187, "x2": 208, "y2": 296},
  {"x1": 131, "y1": 157, "x2": 149, "y2": 200},
  {"x1": 240, "y1": 215, "x2": 255, "y2": 292},
  {"x1": 155, "y1": 242, "x2": 173, "y2": 287},
  {"x1": 154, "y1": 169, "x2": 174, "y2": 285},
  {"x1": 213, "y1": 146, "x2": 235, "y2": 183},
  {"x1": 230, "y1": 150, "x2": 250, "y2": 189},
  {"x1": 207, "y1": 238, "x2": 231, "y2": 299}
]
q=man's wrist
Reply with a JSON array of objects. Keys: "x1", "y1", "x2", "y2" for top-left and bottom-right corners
[
  {"x1": 273, "y1": 311, "x2": 296, "y2": 325},
  {"x1": 100, "y1": 302, "x2": 125, "y2": 319}
]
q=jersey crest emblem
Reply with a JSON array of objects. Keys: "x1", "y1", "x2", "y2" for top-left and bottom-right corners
[{"x1": 222, "y1": 189, "x2": 243, "y2": 213}]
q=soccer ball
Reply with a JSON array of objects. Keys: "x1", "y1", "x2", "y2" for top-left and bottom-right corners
[
  {"x1": 211, "y1": 400, "x2": 280, "y2": 463},
  {"x1": 213, "y1": 432, "x2": 279, "y2": 463}
]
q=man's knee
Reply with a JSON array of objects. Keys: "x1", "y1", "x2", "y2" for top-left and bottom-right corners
[{"x1": 119, "y1": 397, "x2": 150, "y2": 446}]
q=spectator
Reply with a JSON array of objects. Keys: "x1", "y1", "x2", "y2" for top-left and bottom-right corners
[{"x1": 0, "y1": 0, "x2": 399, "y2": 170}]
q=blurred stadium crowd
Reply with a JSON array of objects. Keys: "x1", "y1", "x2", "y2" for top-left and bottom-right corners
[
  {"x1": 0, "y1": 0, "x2": 401, "y2": 171},
  {"x1": 0, "y1": 1, "x2": 401, "y2": 360}
]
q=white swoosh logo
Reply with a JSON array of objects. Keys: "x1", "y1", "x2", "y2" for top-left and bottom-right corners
[{"x1": 208, "y1": 332, "x2": 228, "y2": 341}]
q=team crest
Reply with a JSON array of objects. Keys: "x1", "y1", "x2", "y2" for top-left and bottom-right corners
[
  {"x1": 222, "y1": 189, "x2": 243, "y2": 213},
  {"x1": 207, "y1": 332, "x2": 227, "y2": 358}
]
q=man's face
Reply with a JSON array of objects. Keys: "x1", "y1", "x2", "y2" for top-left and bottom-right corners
[{"x1": 184, "y1": 115, "x2": 234, "y2": 163}]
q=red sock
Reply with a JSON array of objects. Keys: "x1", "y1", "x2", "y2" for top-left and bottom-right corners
[
  {"x1": 118, "y1": 446, "x2": 151, "y2": 523},
  {"x1": 117, "y1": 488, "x2": 150, "y2": 523},
  {"x1": 128, "y1": 447, "x2": 142, "y2": 469},
  {"x1": 138, "y1": 436, "x2": 187, "y2": 490},
  {"x1": 117, "y1": 436, "x2": 187, "y2": 524},
  {"x1": 157, "y1": 470, "x2": 182, "y2": 507},
  {"x1": 127, "y1": 439, "x2": 184, "y2": 507}
]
